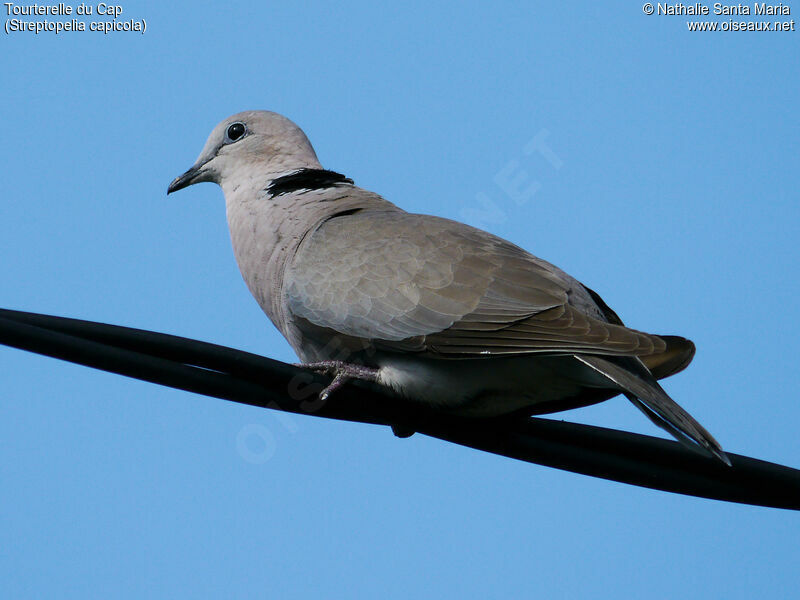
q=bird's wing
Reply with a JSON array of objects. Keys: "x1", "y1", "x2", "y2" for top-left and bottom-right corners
[{"x1": 286, "y1": 210, "x2": 668, "y2": 359}]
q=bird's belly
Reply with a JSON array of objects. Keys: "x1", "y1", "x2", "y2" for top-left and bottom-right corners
[{"x1": 376, "y1": 353, "x2": 604, "y2": 417}]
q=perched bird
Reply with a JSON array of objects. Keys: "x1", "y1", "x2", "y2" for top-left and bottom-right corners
[{"x1": 168, "y1": 110, "x2": 729, "y2": 465}]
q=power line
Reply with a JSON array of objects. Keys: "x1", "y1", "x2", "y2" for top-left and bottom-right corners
[{"x1": 1, "y1": 308, "x2": 798, "y2": 510}]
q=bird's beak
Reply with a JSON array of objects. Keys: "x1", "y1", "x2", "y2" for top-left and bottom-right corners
[{"x1": 167, "y1": 162, "x2": 211, "y2": 195}]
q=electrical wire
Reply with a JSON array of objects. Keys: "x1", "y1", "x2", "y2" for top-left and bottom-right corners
[{"x1": 1, "y1": 308, "x2": 798, "y2": 510}]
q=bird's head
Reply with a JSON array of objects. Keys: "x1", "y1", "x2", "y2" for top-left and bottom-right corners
[{"x1": 167, "y1": 110, "x2": 322, "y2": 195}]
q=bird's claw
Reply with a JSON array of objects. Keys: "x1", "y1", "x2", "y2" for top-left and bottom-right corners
[{"x1": 295, "y1": 360, "x2": 380, "y2": 400}]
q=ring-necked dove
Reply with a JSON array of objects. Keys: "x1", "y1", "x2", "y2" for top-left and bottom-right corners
[{"x1": 168, "y1": 110, "x2": 729, "y2": 465}]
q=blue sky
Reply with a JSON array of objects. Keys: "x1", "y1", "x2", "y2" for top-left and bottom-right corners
[{"x1": 1, "y1": 2, "x2": 798, "y2": 598}]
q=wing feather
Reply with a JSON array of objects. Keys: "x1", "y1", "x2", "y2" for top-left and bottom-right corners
[{"x1": 286, "y1": 210, "x2": 668, "y2": 359}]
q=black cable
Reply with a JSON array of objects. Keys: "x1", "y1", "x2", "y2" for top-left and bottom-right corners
[{"x1": 1, "y1": 308, "x2": 798, "y2": 510}]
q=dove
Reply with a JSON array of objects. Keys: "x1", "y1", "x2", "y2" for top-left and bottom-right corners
[{"x1": 168, "y1": 110, "x2": 729, "y2": 465}]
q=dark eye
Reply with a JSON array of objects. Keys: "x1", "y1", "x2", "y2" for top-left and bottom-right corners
[{"x1": 226, "y1": 122, "x2": 246, "y2": 142}]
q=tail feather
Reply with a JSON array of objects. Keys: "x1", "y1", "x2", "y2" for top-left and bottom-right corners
[
  {"x1": 574, "y1": 354, "x2": 730, "y2": 466},
  {"x1": 641, "y1": 335, "x2": 696, "y2": 380}
]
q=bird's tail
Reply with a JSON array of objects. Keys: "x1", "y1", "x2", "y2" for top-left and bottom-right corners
[{"x1": 574, "y1": 354, "x2": 730, "y2": 466}]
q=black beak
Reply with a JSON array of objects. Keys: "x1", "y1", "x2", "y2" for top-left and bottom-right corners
[{"x1": 167, "y1": 164, "x2": 204, "y2": 195}]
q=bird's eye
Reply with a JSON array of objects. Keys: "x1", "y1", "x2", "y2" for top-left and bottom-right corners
[{"x1": 226, "y1": 122, "x2": 246, "y2": 142}]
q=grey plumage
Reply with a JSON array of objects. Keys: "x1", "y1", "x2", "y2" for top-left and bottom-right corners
[{"x1": 168, "y1": 110, "x2": 729, "y2": 465}]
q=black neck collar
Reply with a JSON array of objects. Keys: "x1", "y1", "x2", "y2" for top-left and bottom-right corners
[{"x1": 266, "y1": 168, "x2": 353, "y2": 197}]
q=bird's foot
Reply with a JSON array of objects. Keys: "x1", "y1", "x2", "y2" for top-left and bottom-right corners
[
  {"x1": 390, "y1": 425, "x2": 415, "y2": 438},
  {"x1": 295, "y1": 360, "x2": 380, "y2": 401},
  {"x1": 297, "y1": 361, "x2": 416, "y2": 438}
]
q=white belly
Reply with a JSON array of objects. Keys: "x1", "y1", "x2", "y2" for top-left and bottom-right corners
[{"x1": 376, "y1": 353, "x2": 611, "y2": 417}]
